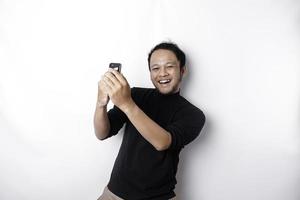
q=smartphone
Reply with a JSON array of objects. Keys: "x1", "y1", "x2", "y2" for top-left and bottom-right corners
[{"x1": 109, "y1": 63, "x2": 122, "y2": 72}]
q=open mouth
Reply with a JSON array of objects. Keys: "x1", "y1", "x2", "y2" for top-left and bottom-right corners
[{"x1": 158, "y1": 79, "x2": 171, "y2": 84}]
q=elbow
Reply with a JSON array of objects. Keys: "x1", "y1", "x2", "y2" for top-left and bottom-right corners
[
  {"x1": 155, "y1": 144, "x2": 170, "y2": 151},
  {"x1": 96, "y1": 135, "x2": 106, "y2": 141},
  {"x1": 154, "y1": 134, "x2": 172, "y2": 151},
  {"x1": 95, "y1": 134, "x2": 105, "y2": 141},
  {"x1": 93, "y1": 123, "x2": 110, "y2": 141},
  {"x1": 94, "y1": 131, "x2": 108, "y2": 141}
]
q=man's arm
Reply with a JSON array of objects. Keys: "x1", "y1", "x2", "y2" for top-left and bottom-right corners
[
  {"x1": 93, "y1": 104, "x2": 110, "y2": 140},
  {"x1": 93, "y1": 78, "x2": 111, "y2": 140},
  {"x1": 123, "y1": 102, "x2": 172, "y2": 151},
  {"x1": 103, "y1": 69, "x2": 171, "y2": 151}
]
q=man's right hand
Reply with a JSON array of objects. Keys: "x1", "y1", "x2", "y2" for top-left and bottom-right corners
[{"x1": 97, "y1": 77, "x2": 109, "y2": 107}]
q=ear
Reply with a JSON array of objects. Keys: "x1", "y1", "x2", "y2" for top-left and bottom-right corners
[{"x1": 180, "y1": 66, "x2": 187, "y2": 77}]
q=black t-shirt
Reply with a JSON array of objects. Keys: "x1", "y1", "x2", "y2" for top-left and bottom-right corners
[{"x1": 105, "y1": 87, "x2": 205, "y2": 200}]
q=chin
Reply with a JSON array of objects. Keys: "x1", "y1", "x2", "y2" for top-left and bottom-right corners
[
  {"x1": 156, "y1": 87, "x2": 176, "y2": 95},
  {"x1": 158, "y1": 90, "x2": 171, "y2": 95}
]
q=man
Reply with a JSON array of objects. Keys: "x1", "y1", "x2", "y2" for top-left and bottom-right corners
[{"x1": 94, "y1": 42, "x2": 205, "y2": 200}]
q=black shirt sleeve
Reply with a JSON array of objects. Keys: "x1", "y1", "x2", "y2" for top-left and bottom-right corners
[
  {"x1": 165, "y1": 105, "x2": 205, "y2": 150},
  {"x1": 106, "y1": 105, "x2": 127, "y2": 138}
]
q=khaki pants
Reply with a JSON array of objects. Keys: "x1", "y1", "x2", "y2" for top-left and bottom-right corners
[{"x1": 97, "y1": 186, "x2": 176, "y2": 200}]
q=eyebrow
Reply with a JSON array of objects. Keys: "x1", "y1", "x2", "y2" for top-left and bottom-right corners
[{"x1": 165, "y1": 62, "x2": 176, "y2": 65}]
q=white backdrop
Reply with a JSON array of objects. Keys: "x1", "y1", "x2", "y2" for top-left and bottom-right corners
[{"x1": 1, "y1": 0, "x2": 300, "y2": 199}]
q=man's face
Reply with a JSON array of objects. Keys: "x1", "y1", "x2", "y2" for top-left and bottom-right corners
[{"x1": 149, "y1": 49, "x2": 185, "y2": 95}]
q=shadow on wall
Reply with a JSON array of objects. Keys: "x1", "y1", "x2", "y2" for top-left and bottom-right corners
[
  {"x1": 293, "y1": 1, "x2": 300, "y2": 199},
  {"x1": 175, "y1": 53, "x2": 211, "y2": 199},
  {"x1": 180, "y1": 55, "x2": 194, "y2": 95},
  {"x1": 175, "y1": 116, "x2": 212, "y2": 200}
]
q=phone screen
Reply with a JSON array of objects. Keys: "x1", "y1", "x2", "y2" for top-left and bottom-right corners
[{"x1": 109, "y1": 63, "x2": 122, "y2": 72}]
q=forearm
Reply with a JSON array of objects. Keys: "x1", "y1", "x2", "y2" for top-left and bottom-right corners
[
  {"x1": 122, "y1": 101, "x2": 172, "y2": 151},
  {"x1": 93, "y1": 103, "x2": 110, "y2": 140}
]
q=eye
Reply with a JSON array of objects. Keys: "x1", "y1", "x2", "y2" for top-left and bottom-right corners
[
  {"x1": 166, "y1": 65, "x2": 174, "y2": 69},
  {"x1": 151, "y1": 67, "x2": 159, "y2": 71}
]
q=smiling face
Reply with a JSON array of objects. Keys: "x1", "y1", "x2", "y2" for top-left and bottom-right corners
[{"x1": 149, "y1": 49, "x2": 185, "y2": 95}]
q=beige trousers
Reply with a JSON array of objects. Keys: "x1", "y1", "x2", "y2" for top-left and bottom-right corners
[{"x1": 97, "y1": 186, "x2": 176, "y2": 200}]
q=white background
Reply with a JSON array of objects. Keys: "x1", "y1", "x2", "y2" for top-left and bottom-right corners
[{"x1": 1, "y1": 0, "x2": 300, "y2": 199}]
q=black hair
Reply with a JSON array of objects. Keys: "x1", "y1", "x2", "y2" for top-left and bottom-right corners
[{"x1": 147, "y1": 42, "x2": 186, "y2": 70}]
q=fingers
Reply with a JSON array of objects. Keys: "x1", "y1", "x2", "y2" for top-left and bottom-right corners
[
  {"x1": 100, "y1": 70, "x2": 129, "y2": 99},
  {"x1": 100, "y1": 73, "x2": 118, "y2": 98},
  {"x1": 97, "y1": 79, "x2": 110, "y2": 105},
  {"x1": 109, "y1": 69, "x2": 128, "y2": 86},
  {"x1": 98, "y1": 81, "x2": 109, "y2": 102},
  {"x1": 102, "y1": 74, "x2": 115, "y2": 90},
  {"x1": 103, "y1": 69, "x2": 128, "y2": 88}
]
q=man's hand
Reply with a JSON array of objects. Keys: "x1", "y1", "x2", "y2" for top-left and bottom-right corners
[{"x1": 102, "y1": 69, "x2": 134, "y2": 112}]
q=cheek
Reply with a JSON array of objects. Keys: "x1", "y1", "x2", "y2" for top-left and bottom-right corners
[
  {"x1": 150, "y1": 72, "x2": 156, "y2": 79},
  {"x1": 150, "y1": 74, "x2": 155, "y2": 83},
  {"x1": 172, "y1": 69, "x2": 181, "y2": 79}
]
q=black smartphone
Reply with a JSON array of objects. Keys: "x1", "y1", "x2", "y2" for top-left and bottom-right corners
[{"x1": 109, "y1": 63, "x2": 122, "y2": 72}]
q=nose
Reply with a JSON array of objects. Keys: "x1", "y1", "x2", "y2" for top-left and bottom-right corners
[{"x1": 159, "y1": 67, "x2": 168, "y2": 76}]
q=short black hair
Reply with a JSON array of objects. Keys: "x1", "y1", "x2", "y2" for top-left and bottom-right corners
[{"x1": 147, "y1": 42, "x2": 186, "y2": 70}]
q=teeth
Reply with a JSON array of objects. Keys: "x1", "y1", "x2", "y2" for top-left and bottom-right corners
[{"x1": 159, "y1": 79, "x2": 170, "y2": 84}]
